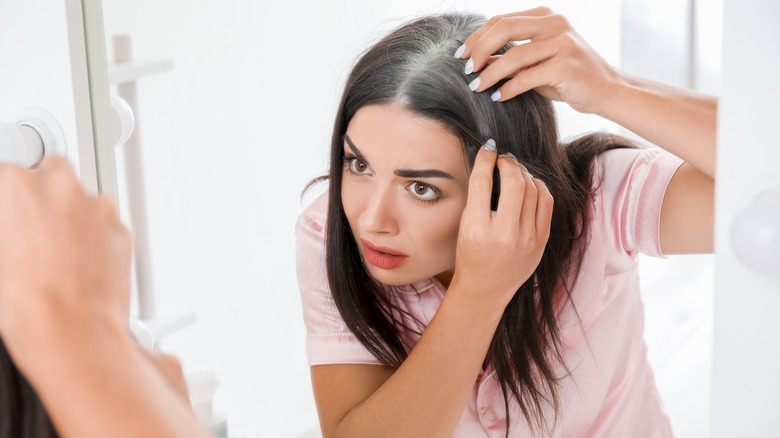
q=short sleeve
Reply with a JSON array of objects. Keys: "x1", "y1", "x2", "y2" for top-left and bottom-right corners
[
  {"x1": 597, "y1": 147, "x2": 684, "y2": 258},
  {"x1": 295, "y1": 193, "x2": 381, "y2": 366}
]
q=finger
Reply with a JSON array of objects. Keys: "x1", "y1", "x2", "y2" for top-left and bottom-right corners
[
  {"x1": 484, "y1": 55, "x2": 502, "y2": 66},
  {"x1": 492, "y1": 59, "x2": 560, "y2": 102},
  {"x1": 37, "y1": 155, "x2": 83, "y2": 198},
  {"x1": 493, "y1": 153, "x2": 525, "y2": 227},
  {"x1": 534, "y1": 178, "x2": 554, "y2": 242},
  {"x1": 465, "y1": 140, "x2": 498, "y2": 221},
  {"x1": 518, "y1": 165, "x2": 539, "y2": 238},
  {"x1": 139, "y1": 349, "x2": 190, "y2": 400},
  {"x1": 34, "y1": 155, "x2": 73, "y2": 175},
  {"x1": 468, "y1": 39, "x2": 559, "y2": 93},
  {"x1": 458, "y1": 6, "x2": 555, "y2": 59},
  {"x1": 464, "y1": 14, "x2": 570, "y2": 74}
]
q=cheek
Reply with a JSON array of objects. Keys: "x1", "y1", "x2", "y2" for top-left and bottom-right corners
[
  {"x1": 340, "y1": 178, "x2": 364, "y2": 224},
  {"x1": 418, "y1": 202, "x2": 463, "y2": 258}
]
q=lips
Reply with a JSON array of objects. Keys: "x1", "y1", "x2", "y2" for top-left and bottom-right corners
[{"x1": 360, "y1": 238, "x2": 409, "y2": 270}]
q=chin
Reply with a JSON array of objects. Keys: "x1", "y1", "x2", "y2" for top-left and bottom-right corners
[{"x1": 365, "y1": 265, "x2": 422, "y2": 287}]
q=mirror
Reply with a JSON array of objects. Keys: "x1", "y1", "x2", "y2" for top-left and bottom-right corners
[
  {"x1": 0, "y1": 0, "x2": 118, "y2": 197},
  {"x1": 97, "y1": 1, "x2": 718, "y2": 437}
]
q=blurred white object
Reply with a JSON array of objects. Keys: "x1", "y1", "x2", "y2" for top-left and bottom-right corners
[
  {"x1": 188, "y1": 369, "x2": 229, "y2": 438},
  {"x1": 110, "y1": 94, "x2": 135, "y2": 146},
  {"x1": 0, "y1": 98, "x2": 133, "y2": 168},
  {"x1": 110, "y1": 35, "x2": 174, "y2": 321},
  {"x1": 0, "y1": 107, "x2": 66, "y2": 167},
  {"x1": 732, "y1": 188, "x2": 780, "y2": 274},
  {"x1": 128, "y1": 317, "x2": 154, "y2": 349}
]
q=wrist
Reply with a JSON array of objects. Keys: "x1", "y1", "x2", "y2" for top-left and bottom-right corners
[
  {"x1": 7, "y1": 304, "x2": 132, "y2": 379},
  {"x1": 595, "y1": 68, "x2": 635, "y2": 121},
  {"x1": 444, "y1": 280, "x2": 509, "y2": 326}
]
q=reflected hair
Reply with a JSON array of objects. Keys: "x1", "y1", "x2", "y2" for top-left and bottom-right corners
[
  {"x1": 0, "y1": 339, "x2": 58, "y2": 438},
  {"x1": 318, "y1": 13, "x2": 635, "y2": 435}
]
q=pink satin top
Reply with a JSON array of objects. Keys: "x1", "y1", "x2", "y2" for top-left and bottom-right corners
[{"x1": 296, "y1": 147, "x2": 683, "y2": 437}]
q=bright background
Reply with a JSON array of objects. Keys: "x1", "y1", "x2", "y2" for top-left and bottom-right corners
[{"x1": 100, "y1": 1, "x2": 720, "y2": 436}]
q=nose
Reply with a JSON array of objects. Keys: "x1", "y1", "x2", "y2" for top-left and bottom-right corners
[{"x1": 358, "y1": 186, "x2": 399, "y2": 236}]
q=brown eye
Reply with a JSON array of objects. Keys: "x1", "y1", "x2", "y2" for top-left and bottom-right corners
[
  {"x1": 349, "y1": 158, "x2": 372, "y2": 175},
  {"x1": 406, "y1": 181, "x2": 439, "y2": 201}
]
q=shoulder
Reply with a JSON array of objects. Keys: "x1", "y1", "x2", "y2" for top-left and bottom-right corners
[
  {"x1": 592, "y1": 146, "x2": 684, "y2": 258},
  {"x1": 295, "y1": 191, "x2": 329, "y2": 289},
  {"x1": 595, "y1": 146, "x2": 683, "y2": 193},
  {"x1": 297, "y1": 191, "x2": 329, "y2": 235}
]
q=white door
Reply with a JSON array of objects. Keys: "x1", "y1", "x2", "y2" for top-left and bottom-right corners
[
  {"x1": 712, "y1": 0, "x2": 780, "y2": 435},
  {"x1": 0, "y1": 0, "x2": 117, "y2": 197}
]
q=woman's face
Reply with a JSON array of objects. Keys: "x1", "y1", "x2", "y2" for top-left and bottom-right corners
[{"x1": 341, "y1": 103, "x2": 470, "y2": 287}]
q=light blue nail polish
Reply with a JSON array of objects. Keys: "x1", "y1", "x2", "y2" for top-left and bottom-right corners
[
  {"x1": 453, "y1": 44, "x2": 466, "y2": 58},
  {"x1": 464, "y1": 58, "x2": 474, "y2": 75},
  {"x1": 499, "y1": 152, "x2": 518, "y2": 162},
  {"x1": 483, "y1": 139, "x2": 496, "y2": 151},
  {"x1": 468, "y1": 77, "x2": 480, "y2": 91},
  {"x1": 491, "y1": 90, "x2": 502, "y2": 102}
]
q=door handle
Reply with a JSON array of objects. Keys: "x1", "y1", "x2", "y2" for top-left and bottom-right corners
[{"x1": 732, "y1": 188, "x2": 780, "y2": 274}]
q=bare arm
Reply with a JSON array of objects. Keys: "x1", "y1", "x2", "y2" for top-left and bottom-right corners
[
  {"x1": 314, "y1": 293, "x2": 503, "y2": 437},
  {"x1": 21, "y1": 315, "x2": 210, "y2": 438},
  {"x1": 0, "y1": 157, "x2": 209, "y2": 438},
  {"x1": 602, "y1": 75, "x2": 717, "y2": 178},
  {"x1": 600, "y1": 75, "x2": 716, "y2": 254}
]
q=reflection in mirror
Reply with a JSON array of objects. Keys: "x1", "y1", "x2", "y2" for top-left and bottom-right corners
[{"x1": 97, "y1": 1, "x2": 718, "y2": 437}]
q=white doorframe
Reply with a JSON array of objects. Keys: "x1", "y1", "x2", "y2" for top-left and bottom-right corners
[{"x1": 712, "y1": 0, "x2": 780, "y2": 435}]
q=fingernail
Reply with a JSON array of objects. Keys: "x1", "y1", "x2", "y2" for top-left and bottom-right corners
[
  {"x1": 464, "y1": 58, "x2": 474, "y2": 75},
  {"x1": 468, "y1": 77, "x2": 481, "y2": 91},
  {"x1": 483, "y1": 139, "x2": 496, "y2": 151},
  {"x1": 491, "y1": 90, "x2": 502, "y2": 102},
  {"x1": 499, "y1": 152, "x2": 519, "y2": 163},
  {"x1": 453, "y1": 43, "x2": 466, "y2": 58}
]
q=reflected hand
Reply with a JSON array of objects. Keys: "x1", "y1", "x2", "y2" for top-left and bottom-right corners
[
  {"x1": 449, "y1": 142, "x2": 553, "y2": 311},
  {"x1": 458, "y1": 7, "x2": 621, "y2": 115}
]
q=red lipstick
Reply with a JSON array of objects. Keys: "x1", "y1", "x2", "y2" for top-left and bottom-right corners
[{"x1": 360, "y1": 239, "x2": 408, "y2": 270}]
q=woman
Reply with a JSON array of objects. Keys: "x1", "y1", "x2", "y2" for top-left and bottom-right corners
[{"x1": 296, "y1": 8, "x2": 714, "y2": 437}]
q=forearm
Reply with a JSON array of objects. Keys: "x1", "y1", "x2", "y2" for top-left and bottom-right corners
[
  {"x1": 603, "y1": 73, "x2": 718, "y2": 178},
  {"x1": 19, "y1": 318, "x2": 209, "y2": 438},
  {"x1": 335, "y1": 291, "x2": 503, "y2": 437}
]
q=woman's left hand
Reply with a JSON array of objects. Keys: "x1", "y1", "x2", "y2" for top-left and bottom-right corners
[{"x1": 457, "y1": 6, "x2": 622, "y2": 115}]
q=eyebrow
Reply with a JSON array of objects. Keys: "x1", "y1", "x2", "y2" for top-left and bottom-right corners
[{"x1": 343, "y1": 134, "x2": 456, "y2": 180}]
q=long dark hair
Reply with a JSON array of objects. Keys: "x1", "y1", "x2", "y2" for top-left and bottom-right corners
[
  {"x1": 321, "y1": 13, "x2": 635, "y2": 434},
  {"x1": 0, "y1": 339, "x2": 59, "y2": 437}
]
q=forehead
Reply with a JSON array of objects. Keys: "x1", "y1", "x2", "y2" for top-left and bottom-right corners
[{"x1": 345, "y1": 103, "x2": 466, "y2": 169}]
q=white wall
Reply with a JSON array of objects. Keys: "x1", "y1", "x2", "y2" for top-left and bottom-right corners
[{"x1": 99, "y1": 2, "x2": 624, "y2": 436}]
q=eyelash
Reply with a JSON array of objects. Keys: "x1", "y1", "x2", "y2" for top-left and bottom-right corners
[
  {"x1": 406, "y1": 181, "x2": 440, "y2": 204},
  {"x1": 343, "y1": 154, "x2": 371, "y2": 176},
  {"x1": 342, "y1": 154, "x2": 442, "y2": 204}
]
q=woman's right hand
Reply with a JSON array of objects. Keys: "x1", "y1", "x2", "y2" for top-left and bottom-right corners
[{"x1": 449, "y1": 142, "x2": 553, "y2": 311}]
